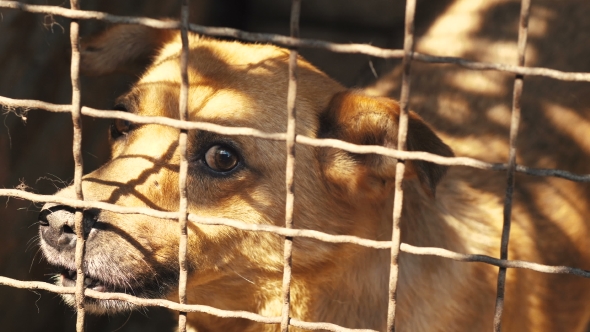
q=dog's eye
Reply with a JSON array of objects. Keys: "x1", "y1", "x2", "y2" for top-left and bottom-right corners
[
  {"x1": 110, "y1": 104, "x2": 133, "y2": 140},
  {"x1": 204, "y1": 145, "x2": 239, "y2": 172},
  {"x1": 110, "y1": 119, "x2": 132, "y2": 139}
]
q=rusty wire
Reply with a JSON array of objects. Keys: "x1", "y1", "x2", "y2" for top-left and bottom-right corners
[
  {"x1": 0, "y1": 276, "x2": 377, "y2": 332},
  {"x1": 3, "y1": 96, "x2": 590, "y2": 183},
  {"x1": 176, "y1": 0, "x2": 190, "y2": 331},
  {"x1": 492, "y1": 0, "x2": 532, "y2": 330},
  {"x1": 4, "y1": 188, "x2": 590, "y2": 280},
  {"x1": 1, "y1": 0, "x2": 590, "y2": 331},
  {"x1": 67, "y1": 0, "x2": 87, "y2": 330},
  {"x1": 2, "y1": 1, "x2": 590, "y2": 81},
  {"x1": 3, "y1": 189, "x2": 590, "y2": 280},
  {"x1": 386, "y1": 0, "x2": 416, "y2": 330},
  {"x1": 280, "y1": 0, "x2": 301, "y2": 331}
]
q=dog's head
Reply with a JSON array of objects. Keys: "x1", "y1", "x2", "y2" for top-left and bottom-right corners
[{"x1": 38, "y1": 26, "x2": 453, "y2": 315}]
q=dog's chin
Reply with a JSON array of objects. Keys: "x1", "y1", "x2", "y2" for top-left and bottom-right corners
[
  {"x1": 41, "y1": 238, "x2": 179, "y2": 314},
  {"x1": 60, "y1": 294, "x2": 139, "y2": 315},
  {"x1": 56, "y1": 268, "x2": 173, "y2": 314}
]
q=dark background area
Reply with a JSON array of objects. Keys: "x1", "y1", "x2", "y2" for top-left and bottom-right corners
[{"x1": 0, "y1": 1, "x2": 453, "y2": 331}]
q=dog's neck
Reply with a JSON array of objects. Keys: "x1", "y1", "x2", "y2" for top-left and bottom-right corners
[
  {"x1": 186, "y1": 178, "x2": 497, "y2": 331},
  {"x1": 295, "y1": 179, "x2": 479, "y2": 330},
  {"x1": 298, "y1": 178, "x2": 498, "y2": 330},
  {"x1": 395, "y1": 177, "x2": 499, "y2": 330}
]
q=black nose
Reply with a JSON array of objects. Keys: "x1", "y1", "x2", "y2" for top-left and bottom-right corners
[{"x1": 39, "y1": 204, "x2": 98, "y2": 250}]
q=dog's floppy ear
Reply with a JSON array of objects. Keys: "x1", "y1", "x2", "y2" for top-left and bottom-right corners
[
  {"x1": 80, "y1": 24, "x2": 176, "y2": 76},
  {"x1": 317, "y1": 90, "x2": 453, "y2": 200}
]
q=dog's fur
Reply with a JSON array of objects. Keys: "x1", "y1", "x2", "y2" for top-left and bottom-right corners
[{"x1": 39, "y1": 0, "x2": 590, "y2": 331}]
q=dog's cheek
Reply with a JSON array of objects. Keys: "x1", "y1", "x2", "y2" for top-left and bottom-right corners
[
  {"x1": 135, "y1": 219, "x2": 176, "y2": 255},
  {"x1": 148, "y1": 171, "x2": 183, "y2": 211},
  {"x1": 96, "y1": 213, "x2": 179, "y2": 269}
]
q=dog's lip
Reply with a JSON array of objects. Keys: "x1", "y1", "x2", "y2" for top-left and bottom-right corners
[{"x1": 60, "y1": 269, "x2": 107, "y2": 292}]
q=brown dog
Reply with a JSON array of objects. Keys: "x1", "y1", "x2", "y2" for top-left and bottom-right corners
[{"x1": 39, "y1": 2, "x2": 590, "y2": 331}]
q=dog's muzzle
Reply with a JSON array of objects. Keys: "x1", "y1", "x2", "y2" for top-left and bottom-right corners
[{"x1": 39, "y1": 204, "x2": 98, "y2": 250}]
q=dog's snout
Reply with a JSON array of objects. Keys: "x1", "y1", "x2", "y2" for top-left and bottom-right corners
[{"x1": 39, "y1": 204, "x2": 98, "y2": 249}]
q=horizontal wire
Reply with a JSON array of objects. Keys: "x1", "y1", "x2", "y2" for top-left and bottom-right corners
[
  {"x1": 0, "y1": 257, "x2": 577, "y2": 329},
  {"x1": 1, "y1": 1, "x2": 590, "y2": 81},
  {"x1": 2, "y1": 189, "x2": 590, "y2": 278},
  {"x1": 0, "y1": 97, "x2": 286, "y2": 140},
  {"x1": 0, "y1": 276, "x2": 376, "y2": 332},
  {"x1": 2, "y1": 96, "x2": 590, "y2": 183}
]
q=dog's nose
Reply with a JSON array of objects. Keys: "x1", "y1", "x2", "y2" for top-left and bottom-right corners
[{"x1": 39, "y1": 204, "x2": 98, "y2": 249}]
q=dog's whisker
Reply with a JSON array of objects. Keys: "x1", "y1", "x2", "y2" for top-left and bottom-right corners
[{"x1": 29, "y1": 248, "x2": 43, "y2": 273}]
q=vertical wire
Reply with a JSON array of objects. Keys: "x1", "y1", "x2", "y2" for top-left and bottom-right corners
[
  {"x1": 69, "y1": 0, "x2": 86, "y2": 331},
  {"x1": 280, "y1": 0, "x2": 301, "y2": 331},
  {"x1": 492, "y1": 0, "x2": 531, "y2": 331},
  {"x1": 386, "y1": 0, "x2": 416, "y2": 330},
  {"x1": 177, "y1": 1, "x2": 190, "y2": 331}
]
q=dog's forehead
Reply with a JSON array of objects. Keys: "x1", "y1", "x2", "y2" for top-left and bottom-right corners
[
  {"x1": 141, "y1": 37, "x2": 301, "y2": 89},
  {"x1": 130, "y1": 36, "x2": 344, "y2": 131}
]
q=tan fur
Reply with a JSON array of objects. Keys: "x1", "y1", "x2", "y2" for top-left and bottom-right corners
[
  {"x1": 367, "y1": 0, "x2": 590, "y2": 330},
  {"x1": 38, "y1": 2, "x2": 590, "y2": 330}
]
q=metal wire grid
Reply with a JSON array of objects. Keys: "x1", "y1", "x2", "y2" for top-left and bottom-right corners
[{"x1": 1, "y1": 0, "x2": 590, "y2": 331}]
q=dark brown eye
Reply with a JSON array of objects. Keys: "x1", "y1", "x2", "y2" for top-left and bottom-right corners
[
  {"x1": 204, "y1": 145, "x2": 239, "y2": 172},
  {"x1": 110, "y1": 119, "x2": 132, "y2": 139}
]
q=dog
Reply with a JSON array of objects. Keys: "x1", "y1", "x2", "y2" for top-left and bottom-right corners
[{"x1": 38, "y1": 1, "x2": 590, "y2": 330}]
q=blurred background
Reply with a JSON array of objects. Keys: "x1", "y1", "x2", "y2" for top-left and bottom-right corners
[{"x1": 3, "y1": 0, "x2": 590, "y2": 331}]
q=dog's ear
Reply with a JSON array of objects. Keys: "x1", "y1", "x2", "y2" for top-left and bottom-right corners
[
  {"x1": 80, "y1": 24, "x2": 176, "y2": 76},
  {"x1": 317, "y1": 90, "x2": 454, "y2": 200}
]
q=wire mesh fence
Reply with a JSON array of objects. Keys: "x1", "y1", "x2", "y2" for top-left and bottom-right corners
[{"x1": 1, "y1": 0, "x2": 590, "y2": 331}]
